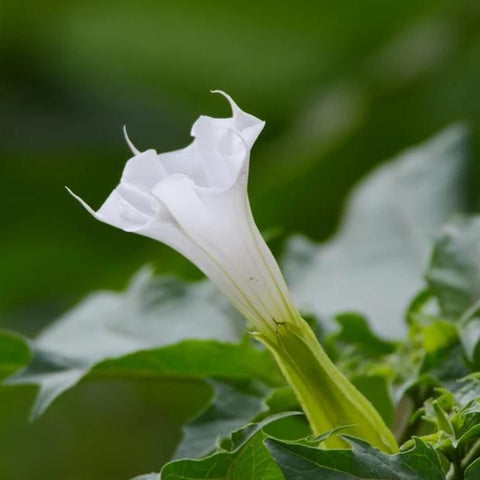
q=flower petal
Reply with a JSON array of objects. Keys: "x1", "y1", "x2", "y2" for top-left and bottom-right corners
[
  {"x1": 210, "y1": 90, "x2": 265, "y2": 147},
  {"x1": 122, "y1": 149, "x2": 168, "y2": 189},
  {"x1": 122, "y1": 126, "x2": 141, "y2": 155},
  {"x1": 68, "y1": 92, "x2": 284, "y2": 332}
]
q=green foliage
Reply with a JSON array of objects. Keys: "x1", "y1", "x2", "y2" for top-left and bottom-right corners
[
  {"x1": 174, "y1": 380, "x2": 271, "y2": 460},
  {"x1": 5, "y1": 269, "x2": 255, "y2": 418},
  {"x1": 2, "y1": 128, "x2": 480, "y2": 478},
  {"x1": 331, "y1": 313, "x2": 397, "y2": 357},
  {"x1": 3, "y1": 0, "x2": 480, "y2": 326},
  {"x1": 426, "y1": 217, "x2": 480, "y2": 319},
  {"x1": 426, "y1": 217, "x2": 480, "y2": 369},
  {"x1": 161, "y1": 414, "x2": 297, "y2": 480},
  {"x1": 283, "y1": 126, "x2": 470, "y2": 339},
  {"x1": 266, "y1": 437, "x2": 445, "y2": 480},
  {"x1": 417, "y1": 376, "x2": 480, "y2": 476},
  {"x1": 465, "y1": 458, "x2": 480, "y2": 480},
  {"x1": 1, "y1": 0, "x2": 480, "y2": 476}
]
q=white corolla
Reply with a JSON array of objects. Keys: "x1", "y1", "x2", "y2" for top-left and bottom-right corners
[
  {"x1": 68, "y1": 92, "x2": 398, "y2": 453},
  {"x1": 68, "y1": 91, "x2": 300, "y2": 336}
]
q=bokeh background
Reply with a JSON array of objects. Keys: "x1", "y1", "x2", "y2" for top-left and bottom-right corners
[{"x1": 1, "y1": 0, "x2": 480, "y2": 478}]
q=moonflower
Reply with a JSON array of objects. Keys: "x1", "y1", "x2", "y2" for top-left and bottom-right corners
[
  {"x1": 69, "y1": 92, "x2": 398, "y2": 453},
  {"x1": 68, "y1": 91, "x2": 299, "y2": 337}
]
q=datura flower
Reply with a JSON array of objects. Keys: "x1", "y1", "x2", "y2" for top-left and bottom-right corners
[{"x1": 69, "y1": 91, "x2": 397, "y2": 453}]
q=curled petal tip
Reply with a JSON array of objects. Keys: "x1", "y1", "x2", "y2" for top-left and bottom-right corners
[
  {"x1": 210, "y1": 89, "x2": 229, "y2": 100},
  {"x1": 123, "y1": 125, "x2": 141, "y2": 155},
  {"x1": 210, "y1": 90, "x2": 239, "y2": 116},
  {"x1": 65, "y1": 186, "x2": 96, "y2": 217}
]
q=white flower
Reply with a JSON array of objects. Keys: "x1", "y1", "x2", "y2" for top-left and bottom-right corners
[
  {"x1": 68, "y1": 91, "x2": 300, "y2": 335},
  {"x1": 68, "y1": 92, "x2": 399, "y2": 454}
]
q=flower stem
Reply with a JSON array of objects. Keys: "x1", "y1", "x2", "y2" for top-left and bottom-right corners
[{"x1": 257, "y1": 316, "x2": 398, "y2": 453}]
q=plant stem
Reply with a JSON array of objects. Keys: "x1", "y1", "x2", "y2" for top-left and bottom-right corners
[
  {"x1": 446, "y1": 462, "x2": 462, "y2": 480},
  {"x1": 257, "y1": 317, "x2": 398, "y2": 453}
]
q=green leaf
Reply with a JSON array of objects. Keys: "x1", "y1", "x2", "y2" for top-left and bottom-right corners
[
  {"x1": 453, "y1": 375, "x2": 480, "y2": 406},
  {"x1": 460, "y1": 318, "x2": 480, "y2": 368},
  {"x1": 457, "y1": 424, "x2": 480, "y2": 449},
  {"x1": 352, "y1": 375, "x2": 395, "y2": 427},
  {"x1": 412, "y1": 318, "x2": 467, "y2": 385},
  {"x1": 7, "y1": 338, "x2": 281, "y2": 420},
  {"x1": 421, "y1": 321, "x2": 458, "y2": 355},
  {"x1": 465, "y1": 457, "x2": 480, "y2": 480},
  {"x1": 35, "y1": 268, "x2": 243, "y2": 362},
  {"x1": 332, "y1": 313, "x2": 397, "y2": 356},
  {"x1": 161, "y1": 413, "x2": 299, "y2": 480},
  {"x1": 174, "y1": 380, "x2": 270, "y2": 460},
  {"x1": 3, "y1": 268, "x2": 255, "y2": 418},
  {"x1": 426, "y1": 217, "x2": 480, "y2": 319},
  {"x1": 93, "y1": 341, "x2": 284, "y2": 460},
  {"x1": 0, "y1": 330, "x2": 31, "y2": 380},
  {"x1": 264, "y1": 387, "x2": 299, "y2": 415},
  {"x1": 266, "y1": 436, "x2": 446, "y2": 480},
  {"x1": 419, "y1": 377, "x2": 480, "y2": 463},
  {"x1": 4, "y1": 346, "x2": 87, "y2": 419},
  {"x1": 91, "y1": 339, "x2": 282, "y2": 385},
  {"x1": 425, "y1": 216, "x2": 480, "y2": 366},
  {"x1": 432, "y1": 401, "x2": 454, "y2": 436},
  {"x1": 283, "y1": 126, "x2": 470, "y2": 338}
]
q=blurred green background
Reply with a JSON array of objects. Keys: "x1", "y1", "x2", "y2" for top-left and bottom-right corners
[{"x1": 1, "y1": 0, "x2": 480, "y2": 478}]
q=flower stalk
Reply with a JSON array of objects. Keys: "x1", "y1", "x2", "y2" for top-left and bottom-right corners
[
  {"x1": 256, "y1": 315, "x2": 397, "y2": 451},
  {"x1": 69, "y1": 91, "x2": 398, "y2": 453}
]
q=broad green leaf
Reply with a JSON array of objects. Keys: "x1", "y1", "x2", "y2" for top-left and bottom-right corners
[
  {"x1": 36, "y1": 268, "x2": 243, "y2": 362},
  {"x1": 3, "y1": 268, "x2": 252, "y2": 418},
  {"x1": 426, "y1": 217, "x2": 480, "y2": 319},
  {"x1": 266, "y1": 436, "x2": 446, "y2": 480},
  {"x1": 0, "y1": 330, "x2": 31, "y2": 380},
  {"x1": 283, "y1": 126, "x2": 470, "y2": 338},
  {"x1": 91, "y1": 339, "x2": 282, "y2": 386},
  {"x1": 7, "y1": 338, "x2": 281, "y2": 420},
  {"x1": 161, "y1": 413, "x2": 298, "y2": 480}
]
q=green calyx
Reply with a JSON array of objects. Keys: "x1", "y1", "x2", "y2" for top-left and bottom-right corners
[{"x1": 256, "y1": 317, "x2": 398, "y2": 453}]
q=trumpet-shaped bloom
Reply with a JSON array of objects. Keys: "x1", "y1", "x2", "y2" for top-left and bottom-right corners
[
  {"x1": 68, "y1": 91, "x2": 300, "y2": 336},
  {"x1": 69, "y1": 92, "x2": 398, "y2": 453}
]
